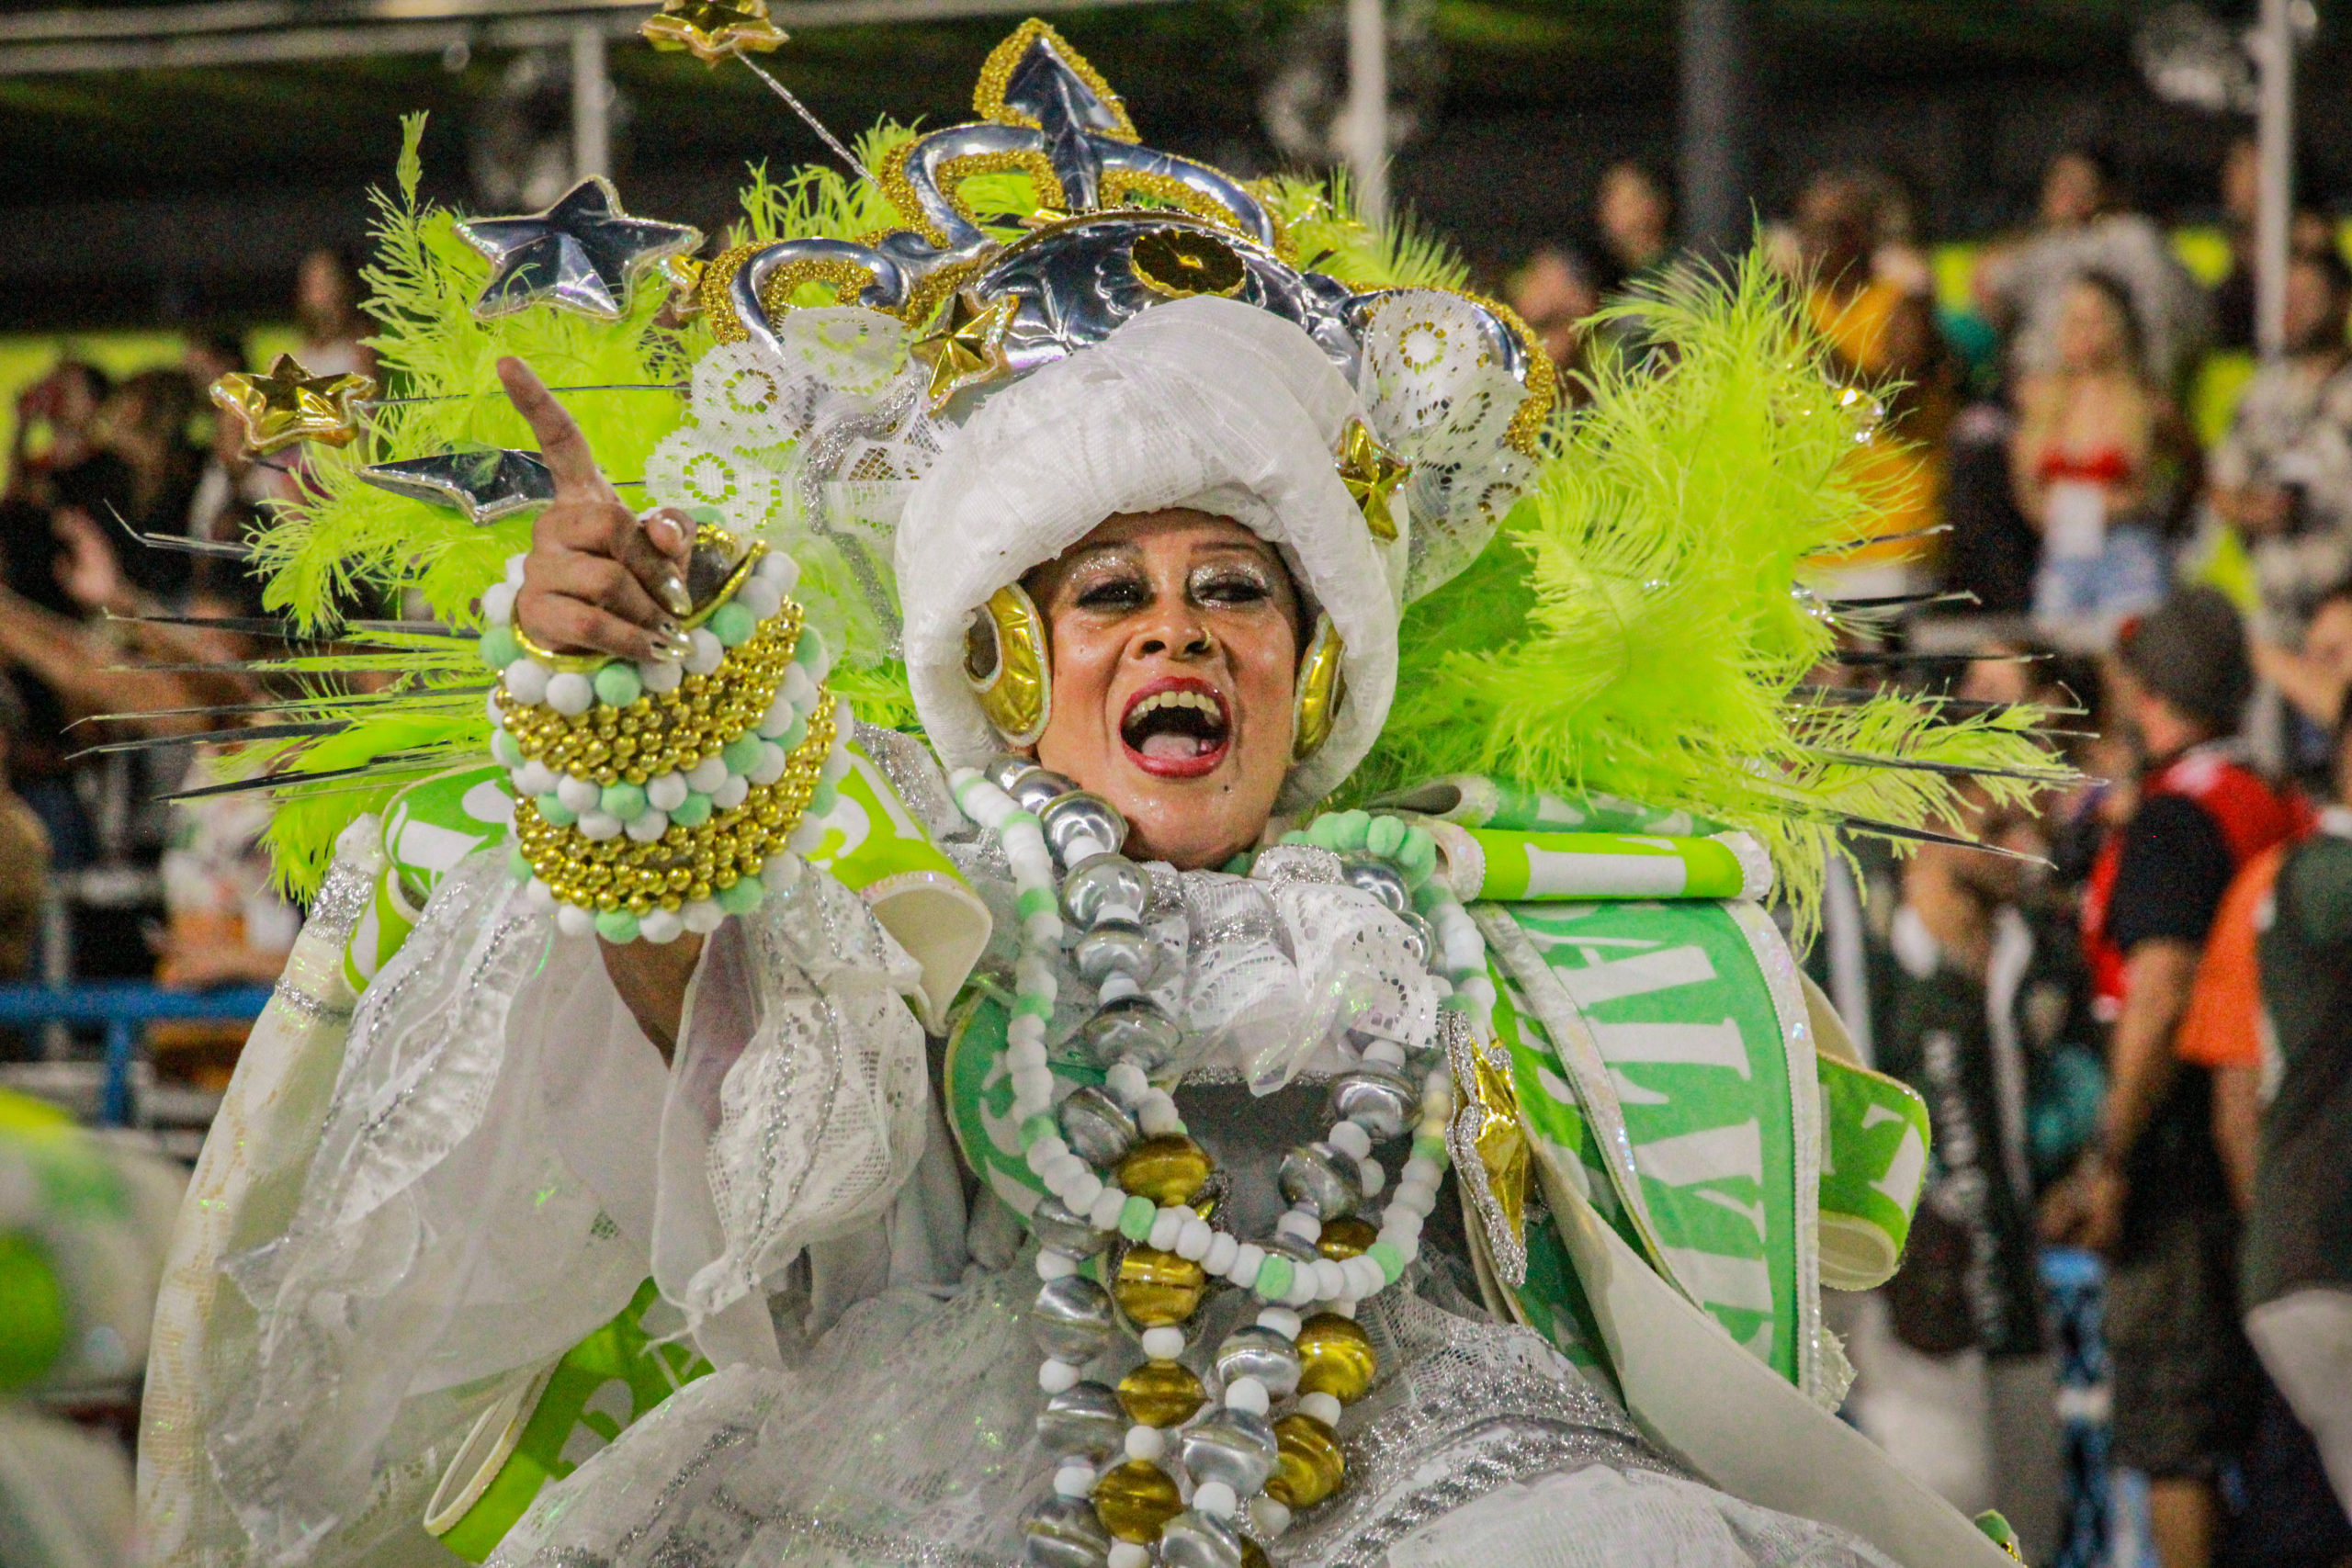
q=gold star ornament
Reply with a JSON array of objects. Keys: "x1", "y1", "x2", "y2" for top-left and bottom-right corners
[
  {"x1": 1336, "y1": 418, "x2": 1410, "y2": 542},
  {"x1": 910, "y1": 289, "x2": 1019, "y2": 411},
  {"x1": 640, "y1": 0, "x2": 787, "y2": 64},
  {"x1": 209, "y1": 354, "x2": 375, "y2": 457},
  {"x1": 1446, "y1": 1028, "x2": 1532, "y2": 1284}
]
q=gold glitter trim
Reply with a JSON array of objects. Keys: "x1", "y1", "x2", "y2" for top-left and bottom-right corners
[
  {"x1": 758, "y1": 256, "x2": 887, "y2": 321},
  {"x1": 973, "y1": 18, "x2": 1136, "y2": 142},
  {"x1": 877, "y1": 142, "x2": 954, "y2": 250},
  {"x1": 698, "y1": 243, "x2": 758, "y2": 344},
  {"x1": 1099, "y1": 169, "x2": 1249, "y2": 236}
]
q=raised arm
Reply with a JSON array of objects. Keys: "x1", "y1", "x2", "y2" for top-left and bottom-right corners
[{"x1": 500, "y1": 356, "x2": 706, "y2": 1056}]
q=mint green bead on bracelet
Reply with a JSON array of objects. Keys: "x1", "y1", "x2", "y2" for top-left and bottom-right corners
[
  {"x1": 1365, "y1": 814, "x2": 1406, "y2": 858},
  {"x1": 600, "y1": 783, "x2": 647, "y2": 821},
  {"x1": 478, "y1": 624, "x2": 519, "y2": 672},
  {"x1": 707, "y1": 601, "x2": 756, "y2": 648},
  {"x1": 1367, "y1": 1240, "x2": 1405, "y2": 1284},
  {"x1": 807, "y1": 779, "x2": 838, "y2": 816},
  {"x1": 594, "y1": 908, "x2": 640, "y2": 942},
  {"x1": 536, "y1": 794, "x2": 577, "y2": 828},
  {"x1": 1021, "y1": 1113, "x2": 1057, "y2": 1151},
  {"x1": 1253, "y1": 1254, "x2": 1294, "y2": 1302},
  {"x1": 1118, "y1": 1194, "x2": 1156, "y2": 1240},
  {"x1": 721, "y1": 734, "x2": 766, "y2": 775},
  {"x1": 1014, "y1": 886, "x2": 1057, "y2": 922},
  {"x1": 717, "y1": 877, "x2": 765, "y2": 915},
  {"x1": 792, "y1": 623, "x2": 828, "y2": 671},
  {"x1": 593, "y1": 661, "x2": 642, "y2": 707},
  {"x1": 668, "y1": 792, "x2": 712, "y2": 829}
]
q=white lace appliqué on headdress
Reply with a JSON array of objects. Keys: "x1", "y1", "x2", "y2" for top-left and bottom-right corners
[{"x1": 1354, "y1": 289, "x2": 1540, "y2": 602}]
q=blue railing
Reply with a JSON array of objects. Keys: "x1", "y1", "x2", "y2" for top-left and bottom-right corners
[{"x1": 0, "y1": 981, "x2": 274, "y2": 1124}]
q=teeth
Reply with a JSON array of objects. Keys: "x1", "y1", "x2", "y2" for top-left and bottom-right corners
[{"x1": 1129, "y1": 690, "x2": 1222, "y2": 722}]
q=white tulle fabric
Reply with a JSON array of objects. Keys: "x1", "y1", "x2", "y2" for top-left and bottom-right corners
[{"x1": 198, "y1": 847, "x2": 932, "y2": 1565}]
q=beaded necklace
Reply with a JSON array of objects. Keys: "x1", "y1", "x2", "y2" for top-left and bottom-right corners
[{"x1": 949, "y1": 759, "x2": 1496, "y2": 1568}]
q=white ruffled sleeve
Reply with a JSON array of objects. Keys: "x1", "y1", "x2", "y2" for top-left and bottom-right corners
[{"x1": 193, "y1": 845, "x2": 937, "y2": 1565}]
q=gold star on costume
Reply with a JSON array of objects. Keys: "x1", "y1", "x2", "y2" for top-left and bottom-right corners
[
  {"x1": 209, "y1": 354, "x2": 375, "y2": 457},
  {"x1": 1336, "y1": 418, "x2": 1410, "y2": 542},
  {"x1": 1446, "y1": 1024, "x2": 1532, "y2": 1285},
  {"x1": 911, "y1": 290, "x2": 1019, "y2": 410},
  {"x1": 640, "y1": 0, "x2": 786, "y2": 64},
  {"x1": 662, "y1": 254, "x2": 707, "y2": 319}
]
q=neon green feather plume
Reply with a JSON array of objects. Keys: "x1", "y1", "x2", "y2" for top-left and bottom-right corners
[
  {"x1": 1352, "y1": 255, "x2": 2066, "y2": 940},
  {"x1": 239, "y1": 113, "x2": 1538, "y2": 894}
]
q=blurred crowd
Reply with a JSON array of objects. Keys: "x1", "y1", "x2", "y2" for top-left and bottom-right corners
[
  {"x1": 1512, "y1": 139, "x2": 2352, "y2": 1567},
  {"x1": 0, "y1": 249, "x2": 375, "y2": 1085}
]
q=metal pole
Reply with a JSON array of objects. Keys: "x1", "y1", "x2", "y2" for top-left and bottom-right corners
[
  {"x1": 2253, "y1": 0, "x2": 2295, "y2": 359},
  {"x1": 1343, "y1": 0, "x2": 1387, "y2": 228},
  {"x1": 571, "y1": 19, "x2": 611, "y2": 182},
  {"x1": 1679, "y1": 0, "x2": 1757, "y2": 261}
]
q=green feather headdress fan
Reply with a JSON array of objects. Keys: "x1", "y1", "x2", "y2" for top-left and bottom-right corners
[{"x1": 162, "y1": 35, "x2": 2061, "y2": 934}]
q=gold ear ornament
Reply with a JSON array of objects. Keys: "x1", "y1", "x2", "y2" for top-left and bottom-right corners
[
  {"x1": 966, "y1": 582, "x2": 1052, "y2": 748},
  {"x1": 1292, "y1": 614, "x2": 1346, "y2": 764}
]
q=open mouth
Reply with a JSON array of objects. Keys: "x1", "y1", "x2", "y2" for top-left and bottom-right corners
[{"x1": 1119, "y1": 677, "x2": 1231, "y2": 778}]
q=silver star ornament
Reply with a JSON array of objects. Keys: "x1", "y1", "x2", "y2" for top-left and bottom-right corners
[
  {"x1": 358, "y1": 448, "x2": 557, "y2": 524},
  {"x1": 455, "y1": 177, "x2": 704, "y2": 321}
]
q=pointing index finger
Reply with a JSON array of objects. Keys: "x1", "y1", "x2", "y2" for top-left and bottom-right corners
[{"x1": 497, "y1": 356, "x2": 618, "y2": 502}]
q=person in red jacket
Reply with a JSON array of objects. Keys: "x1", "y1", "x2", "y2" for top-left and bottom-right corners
[{"x1": 2054, "y1": 587, "x2": 2301, "y2": 1568}]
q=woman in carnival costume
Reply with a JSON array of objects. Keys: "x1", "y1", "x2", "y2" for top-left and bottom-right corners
[{"x1": 139, "y1": 17, "x2": 2063, "y2": 1568}]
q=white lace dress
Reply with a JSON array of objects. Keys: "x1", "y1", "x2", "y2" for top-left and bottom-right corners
[{"x1": 158, "y1": 754, "x2": 1900, "y2": 1568}]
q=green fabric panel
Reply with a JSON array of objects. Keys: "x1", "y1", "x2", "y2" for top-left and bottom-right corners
[
  {"x1": 797, "y1": 745, "x2": 970, "y2": 898},
  {"x1": 347, "y1": 761, "x2": 514, "y2": 991},
  {"x1": 1815, "y1": 1054, "x2": 1929, "y2": 1288},
  {"x1": 381, "y1": 762, "x2": 515, "y2": 907},
  {"x1": 1483, "y1": 779, "x2": 1727, "y2": 837},
  {"x1": 944, "y1": 993, "x2": 1106, "y2": 1219},
  {"x1": 1464, "y1": 829, "x2": 1747, "y2": 903},
  {"x1": 437, "y1": 1278, "x2": 712, "y2": 1561},
  {"x1": 1497, "y1": 899, "x2": 1800, "y2": 1383}
]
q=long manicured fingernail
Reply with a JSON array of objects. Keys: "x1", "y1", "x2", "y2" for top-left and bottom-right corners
[
  {"x1": 658, "y1": 572, "x2": 692, "y2": 617},
  {"x1": 650, "y1": 627, "x2": 692, "y2": 662}
]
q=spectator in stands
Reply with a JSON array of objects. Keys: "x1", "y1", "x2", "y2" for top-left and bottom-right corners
[
  {"x1": 2013, "y1": 274, "x2": 2199, "y2": 641},
  {"x1": 295, "y1": 248, "x2": 376, "y2": 384},
  {"x1": 88, "y1": 368, "x2": 205, "y2": 597},
  {"x1": 2210, "y1": 136, "x2": 2341, "y2": 355},
  {"x1": 2052, "y1": 588, "x2": 2294, "y2": 1568},
  {"x1": 2211, "y1": 250, "x2": 2352, "y2": 646},
  {"x1": 0, "y1": 674, "x2": 51, "y2": 987},
  {"x1": 2254, "y1": 581, "x2": 2352, "y2": 785},
  {"x1": 1592, "y1": 159, "x2": 1673, "y2": 298},
  {"x1": 1841, "y1": 784, "x2": 2094, "y2": 1562},
  {"x1": 1985, "y1": 146, "x2": 2212, "y2": 396},
  {"x1": 1793, "y1": 167, "x2": 1957, "y2": 599},
  {"x1": 2233, "y1": 694, "x2": 2352, "y2": 1525},
  {"x1": 182, "y1": 329, "x2": 244, "y2": 393},
  {"x1": 1509, "y1": 244, "x2": 1600, "y2": 393}
]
